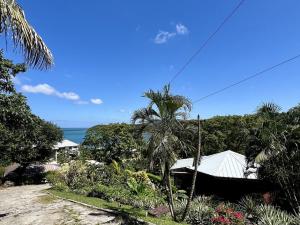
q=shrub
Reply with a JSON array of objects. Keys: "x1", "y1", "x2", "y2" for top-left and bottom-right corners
[
  {"x1": 172, "y1": 190, "x2": 187, "y2": 202},
  {"x1": 46, "y1": 171, "x2": 68, "y2": 191},
  {"x1": 238, "y1": 195, "x2": 261, "y2": 218},
  {"x1": 256, "y1": 205, "x2": 298, "y2": 225},
  {"x1": 146, "y1": 172, "x2": 162, "y2": 186},
  {"x1": 211, "y1": 204, "x2": 245, "y2": 225},
  {"x1": 174, "y1": 196, "x2": 215, "y2": 225},
  {"x1": 90, "y1": 184, "x2": 164, "y2": 209},
  {"x1": 127, "y1": 177, "x2": 147, "y2": 195}
]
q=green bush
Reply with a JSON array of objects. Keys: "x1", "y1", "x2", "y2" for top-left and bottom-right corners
[
  {"x1": 46, "y1": 171, "x2": 68, "y2": 191},
  {"x1": 256, "y1": 205, "x2": 298, "y2": 225},
  {"x1": 174, "y1": 196, "x2": 215, "y2": 225},
  {"x1": 238, "y1": 195, "x2": 261, "y2": 218},
  {"x1": 46, "y1": 160, "x2": 166, "y2": 210},
  {"x1": 90, "y1": 183, "x2": 165, "y2": 209}
]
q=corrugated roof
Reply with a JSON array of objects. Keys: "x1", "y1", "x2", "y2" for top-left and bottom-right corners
[
  {"x1": 54, "y1": 139, "x2": 79, "y2": 149},
  {"x1": 171, "y1": 150, "x2": 257, "y2": 179}
]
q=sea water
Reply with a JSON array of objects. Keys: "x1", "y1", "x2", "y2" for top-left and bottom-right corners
[{"x1": 62, "y1": 128, "x2": 87, "y2": 144}]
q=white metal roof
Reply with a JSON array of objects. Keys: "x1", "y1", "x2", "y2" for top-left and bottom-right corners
[
  {"x1": 171, "y1": 150, "x2": 257, "y2": 179},
  {"x1": 54, "y1": 139, "x2": 79, "y2": 149}
]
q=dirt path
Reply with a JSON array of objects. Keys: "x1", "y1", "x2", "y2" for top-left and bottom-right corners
[{"x1": 0, "y1": 184, "x2": 120, "y2": 225}]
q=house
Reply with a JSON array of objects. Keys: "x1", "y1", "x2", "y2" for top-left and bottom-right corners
[
  {"x1": 53, "y1": 139, "x2": 79, "y2": 162},
  {"x1": 171, "y1": 150, "x2": 271, "y2": 200}
]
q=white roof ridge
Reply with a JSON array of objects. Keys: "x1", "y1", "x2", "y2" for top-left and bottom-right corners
[
  {"x1": 215, "y1": 151, "x2": 230, "y2": 176},
  {"x1": 171, "y1": 150, "x2": 257, "y2": 179}
]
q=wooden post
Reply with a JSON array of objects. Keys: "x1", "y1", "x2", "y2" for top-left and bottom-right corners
[{"x1": 181, "y1": 114, "x2": 202, "y2": 221}]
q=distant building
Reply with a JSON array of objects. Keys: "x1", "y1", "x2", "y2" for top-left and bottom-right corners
[
  {"x1": 53, "y1": 139, "x2": 79, "y2": 162},
  {"x1": 171, "y1": 150, "x2": 271, "y2": 200}
]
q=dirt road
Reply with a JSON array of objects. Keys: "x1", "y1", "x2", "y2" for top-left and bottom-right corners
[{"x1": 0, "y1": 184, "x2": 120, "y2": 225}]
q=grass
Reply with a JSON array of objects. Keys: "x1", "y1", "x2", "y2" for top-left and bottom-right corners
[
  {"x1": 36, "y1": 195, "x2": 57, "y2": 204},
  {"x1": 48, "y1": 189, "x2": 186, "y2": 225}
]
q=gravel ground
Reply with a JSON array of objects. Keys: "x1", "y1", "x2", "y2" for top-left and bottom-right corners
[{"x1": 0, "y1": 184, "x2": 120, "y2": 225}]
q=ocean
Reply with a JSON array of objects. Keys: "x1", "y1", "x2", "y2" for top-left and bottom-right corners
[{"x1": 62, "y1": 128, "x2": 87, "y2": 144}]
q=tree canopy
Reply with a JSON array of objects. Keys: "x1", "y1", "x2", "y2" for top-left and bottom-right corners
[
  {"x1": 81, "y1": 123, "x2": 142, "y2": 163},
  {"x1": 245, "y1": 102, "x2": 300, "y2": 212},
  {"x1": 0, "y1": 50, "x2": 62, "y2": 166}
]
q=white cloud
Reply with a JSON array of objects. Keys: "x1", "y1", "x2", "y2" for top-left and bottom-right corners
[
  {"x1": 120, "y1": 109, "x2": 126, "y2": 113},
  {"x1": 57, "y1": 92, "x2": 80, "y2": 101},
  {"x1": 154, "y1": 31, "x2": 176, "y2": 44},
  {"x1": 176, "y1": 23, "x2": 189, "y2": 35},
  {"x1": 75, "y1": 100, "x2": 89, "y2": 105},
  {"x1": 21, "y1": 83, "x2": 56, "y2": 95},
  {"x1": 21, "y1": 83, "x2": 103, "y2": 106},
  {"x1": 21, "y1": 83, "x2": 79, "y2": 101},
  {"x1": 154, "y1": 23, "x2": 189, "y2": 44},
  {"x1": 90, "y1": 98, "x2": 103, "y2": 105}
]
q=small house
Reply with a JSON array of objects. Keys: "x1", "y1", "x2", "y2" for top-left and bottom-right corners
[
  {"x1": 171, "y1": 150, "x2": 271, "y2": 200},
  {"x1": 53, "y1": 139, "x2": 79, "y2": 162}
]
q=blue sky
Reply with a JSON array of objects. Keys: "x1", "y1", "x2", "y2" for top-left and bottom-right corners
[{"x1": 2, "y1": 0, "x2": 300, "y2": 127}]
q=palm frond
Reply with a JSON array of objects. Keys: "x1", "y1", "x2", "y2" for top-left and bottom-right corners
[
  {"x1": 257, "y1": 102, "x2": 282, "y2": 115},
  {"x1": 0, "y1": 0, "x2": 53, "y2": 69},
  {"x1": 131, "y1": 107, "x2": 160, "y2": 124}
]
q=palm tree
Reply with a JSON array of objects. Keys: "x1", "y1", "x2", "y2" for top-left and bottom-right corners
[
  {"x1": 132, "y1": 84, "x2": 193, "y2": 220},
  {"x1": 246, "y1": 102, "x2": 284, "y2": 165},
  {"x1": 0, "y1": 0, "x2": 53, "y2": 69}
]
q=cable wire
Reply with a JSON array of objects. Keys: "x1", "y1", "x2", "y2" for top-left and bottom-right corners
[
  {"x1": 193, "y1": 53, "x2": 300, "y2": 103},
  {"x1": 169, "y1": 0, "x2": 246, "y2": 84}
]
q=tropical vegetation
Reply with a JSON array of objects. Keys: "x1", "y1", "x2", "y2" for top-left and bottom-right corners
[
  {"x1": 131, "y1": 84, "x2": 195, "y2": 219},
  {"x1": 0, "y1": 0, "x2": 53, "y2": 69},
  {"x1": 81, "y1": 123, "x2": 144, "y2": 163},
  {"x1": 0, "y1": 51, "x2": 62, "y2": 177}
]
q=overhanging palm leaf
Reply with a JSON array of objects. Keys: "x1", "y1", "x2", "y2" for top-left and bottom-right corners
[{"x1": 0, "y1": 0, "x2": 53, "y2": 69}]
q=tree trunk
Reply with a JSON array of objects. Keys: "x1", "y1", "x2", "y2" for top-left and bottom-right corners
[
  {"x1": 165, "y1": 162, "x2": 176, "y2": 220},
  {"x1": 181, "y1": 114, "x2": 201, "y2": 221}
]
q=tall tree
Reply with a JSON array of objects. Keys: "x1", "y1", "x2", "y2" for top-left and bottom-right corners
[
  {"x1": 81, "y1": 123, "x2": 141, "y2": 163},
  {"x1": 246, "y1": 102, "x2": 285, "y2": 165},
  {"x1": 0, "y1": 0, "x2": 53, "y2": 69},
  {"x1": 246, "y1": 102, "x2": 300, "y2": 213},
  {"x1": 132, "y1": 84, "x2": 194, "y2": 220},
  {"x1": 0, "y1": 51, "x2": 62, "y2": 167}
]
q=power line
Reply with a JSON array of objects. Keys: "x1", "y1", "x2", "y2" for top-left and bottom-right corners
[
  {"x1": 169, "y1": 0, "x2": 246, "y2": 84},
  {"x1": 193, "y1": 53, "x2": 300, "y2": 104}
]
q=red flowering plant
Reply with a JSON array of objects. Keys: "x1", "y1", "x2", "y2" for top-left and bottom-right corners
[{"x1": 211, "y1": 204, "x2": 245, "y2": 225}]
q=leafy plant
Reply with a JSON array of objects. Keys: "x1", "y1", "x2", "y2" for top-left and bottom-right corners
[
  {"x1": 127, "y1": 177, "x2": 146, "y2": 195},
  {"x1": 111, "y1": 160, "x2": 121, "y2": 175},
  {"x1": 46, "y1": 171, "x2": 68, "y2": 191},
  {"x1": 256, "y1": 205, "x2": 298, "y2": 225},
  {"x1": 238, "y1": 195, "x2": 260, "y2": 218},
  {"x1": 174, "y1": 190, "x2": 188, "y2": 201},
  {"x1": 211, "y1": 204, "x2": 245, "y2": 225},
  {"x1": 174, "y1": 197, "x2": 215, "y2": 225}
]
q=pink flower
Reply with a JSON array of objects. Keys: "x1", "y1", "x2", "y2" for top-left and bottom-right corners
[
  {"x1": 233, "y1": 212, "x2": 244, "y2": 220},
  {"x1": 211, "y1": 216, "x2": 231, "y2": 224}
]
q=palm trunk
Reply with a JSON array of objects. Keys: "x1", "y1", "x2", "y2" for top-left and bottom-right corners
[
  {"x1": 165, "y1": 162, "x2": 176, "y2": 220},
  {"x1": 181, "y1": 114, "x2": 201, "y2": 221}
]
